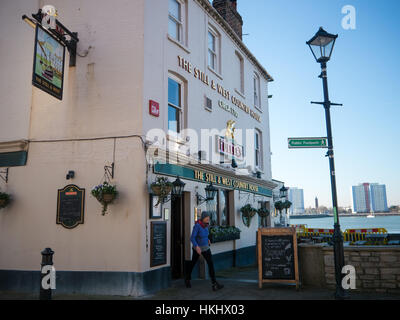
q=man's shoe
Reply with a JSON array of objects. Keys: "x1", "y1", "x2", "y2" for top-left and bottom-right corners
[
  {"x1": 185, "y1": 280, "x2": 192, "y2": 288},
  {"x1": 212, "y1": 282, "x2": 224, "y2": 291}
]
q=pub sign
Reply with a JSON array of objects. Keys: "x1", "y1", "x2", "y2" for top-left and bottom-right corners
[{"x1": 32, "y1": 24, "x2": 65, "y2": 100}]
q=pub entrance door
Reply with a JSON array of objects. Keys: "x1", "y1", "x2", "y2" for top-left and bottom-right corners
[{"x1": 171, "y1": 194, "x2": 185, "y2": 279}]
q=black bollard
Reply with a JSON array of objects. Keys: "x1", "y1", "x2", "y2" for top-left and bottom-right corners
[{"x1": 40, "y1": 247, "x2": 54, "y2": 300}]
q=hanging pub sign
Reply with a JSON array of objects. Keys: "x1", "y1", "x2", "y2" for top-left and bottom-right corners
[
  {"x1": 57, "y1": 185, "x2": 85, "y2": 229},
  {"x1": 32, "y1": 23, "x2": 65, "y2": 100}
]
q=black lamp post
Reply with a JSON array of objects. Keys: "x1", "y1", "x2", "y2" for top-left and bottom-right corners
[
  {"x1": 279, "y1": 185, "x2": 288, "y2": 200},
  {"x1": 307, "y1": 27, "x2": 348, "y2": 299}
]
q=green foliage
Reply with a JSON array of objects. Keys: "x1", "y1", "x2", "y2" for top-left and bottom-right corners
[
  {"x1": 91, "y1": 182, "x2": 118, "y2": 215},
  {"x1": 274, "y1": 201, "x2": 284, "y2": 212},
  {"x1": 91, "y1": 182, "x2": 118, "y2": 198},
  {"x1": 240, "y1": 204, "x2": 257, "y2": 217},
  {"x1": 0, "y1": 190, "x2": 11, "y2": 209},
  {"x1": 151, "y1": 177, "x2": 173, "y2": 189},
  {"x1": 283, "y1": 200, "x2": 292, "y2": 210},
  {"x1": 257, "y1": 207, "x2": 270, "y2": 218},
  {"x1": 209, "y1": 226, "x2": 241, "y2": 243}
]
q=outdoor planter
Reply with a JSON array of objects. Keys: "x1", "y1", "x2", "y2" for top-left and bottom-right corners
[
  {"x1": 209, "y1": 226, "x2": 241, "y2": 244},
  {"x1": 150, "y1": 177, "x2": 173, "y2": 207},
  {"x1": 91, "y1": 182, "x2": 118, "y2": 216},
  {"x1": 0, "y1": 190, "x2": 11, "y2": 210},
  {"x1": 240, "y1": 204, "x2": 257, "y2": 228}
]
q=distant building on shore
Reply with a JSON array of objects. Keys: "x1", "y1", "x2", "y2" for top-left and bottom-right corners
[
  {"x1": 370, "y1": 184, "x2": 389, "y2": 212},
  {"x1": 288, "y1": 188, "x2": 305, "y2": 215},
  {"x1": 352, "y1": 183, "x2": 389, "y2": 213},
  {"x1": 315, "y1": 197, "x2": 319, "y2": 209}
]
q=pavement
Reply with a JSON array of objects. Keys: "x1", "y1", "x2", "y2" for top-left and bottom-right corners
[{"x1": 1, "y1": 266, "x2": 399, "y2": 300}]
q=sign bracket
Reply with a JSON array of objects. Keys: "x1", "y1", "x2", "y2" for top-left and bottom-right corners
[
  {"x1": 311, "y1": 101, "x2": 343, "y2": 107},
  {"x1": 22, "y1": 9, "x2": 79, "y2": 67},
  {"x1": 0, "y1": 168, "x2": 9, "y2": 183}
]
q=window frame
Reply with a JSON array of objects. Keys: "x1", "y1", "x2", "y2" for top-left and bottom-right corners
[
  {"x1": 168, "y1": 75, "x2": 184, "y2": 134},
  {"x1": 235, "y1": 51, "x2": 245, "y2": 95},
  {"x1": 209, "y1": 189, "x2": 230, "y2": 227},
  {"x1": 207, "y1": 26, "x2": 220, "y2": 74},
  {"x1": 255, "y1": 129, "x2": 263, "y2": 170},
  {"x1": 253, "y1": 72, "x2": 261, "y2": 110},
  {"x1": 168, "y1": 0, "x2": 184, "y2": 43}
]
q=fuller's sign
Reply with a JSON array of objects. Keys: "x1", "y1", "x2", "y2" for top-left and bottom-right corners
[
  {"x1": 217, "y1": 136, "x2": 244, "y2": 161},
  {"x1": 32, "y1": 24, "x2": 65, "y2": 100}
]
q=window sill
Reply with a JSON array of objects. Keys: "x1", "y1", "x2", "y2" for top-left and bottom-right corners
[
  {"x1": 167, "y1": 35, "x2": 190, "y2": 54},
  {"x1": 234, "y1": 89, "x2": 245, "y2": 99},
  {"x1": 254, "y1": 105, "x2": 263, "y2": 113},
  {"x1": 167, "y1": 133, "x2": 186, "y2": 146},
  {"x1": 207, "y1": 66, "x2": 223, "y2": 80}
]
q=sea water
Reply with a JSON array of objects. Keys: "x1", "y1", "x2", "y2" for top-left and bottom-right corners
[{"x1": 290, "y1": 215, "x2": 400, "y2": 233}]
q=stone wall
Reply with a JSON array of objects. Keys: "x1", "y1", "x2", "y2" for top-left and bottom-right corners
[{"x1": 299, "y1": 244, "x2": 400, "y2": 294}]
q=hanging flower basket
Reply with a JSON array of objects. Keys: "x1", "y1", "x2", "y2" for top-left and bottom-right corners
[
  {"x1": 150, "y1": 177, "x2": 173, "y2": 207},
  {"x1": 240, "y1": 204, "x2": 257, "y2": 228},
  {"x1": 258, "y1": 207, "x2": 270, "y2": 228},
  {"x1": 0, "y1": 190, "x2": 11, "y2": 210},
  {"x1": 257, "y1": 207, "x2": 270, "y2": 218},
  {"x1": 91, "y1": 182, "x2": 118, "y2": 216}
]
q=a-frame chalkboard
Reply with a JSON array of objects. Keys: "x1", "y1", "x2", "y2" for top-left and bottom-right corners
[{"x1": 258, "y1": 228, "x2": 299, "y2": 289}]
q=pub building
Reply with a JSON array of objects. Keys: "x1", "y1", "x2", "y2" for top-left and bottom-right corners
[{"x1": 0, "y1": 0, "x2": 280, "y2": 296}]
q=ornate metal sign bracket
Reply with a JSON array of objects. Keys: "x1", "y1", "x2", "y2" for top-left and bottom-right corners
[{"x1": 0, "y1": 168, "x2": 9, "y2": 183}]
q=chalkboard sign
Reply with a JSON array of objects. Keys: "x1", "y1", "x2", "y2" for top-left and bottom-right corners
[
  {"x1": 258, "y1": 228, "x2": 299, "y2": 289},
  {"x1": 57, "y1": 185, "x2": 85, "y2": 229},
  {"x1": 150, "y1": 222, "x2": 167, "y2": 267}
]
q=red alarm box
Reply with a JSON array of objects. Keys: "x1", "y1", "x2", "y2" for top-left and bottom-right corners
[{"x1": 149, "y1": 100, "x2": 160, "y2": 117}]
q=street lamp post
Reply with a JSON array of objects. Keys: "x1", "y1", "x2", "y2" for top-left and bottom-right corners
[{"x1": 307, "y1": 27, "x2": 348, "y2": 299}]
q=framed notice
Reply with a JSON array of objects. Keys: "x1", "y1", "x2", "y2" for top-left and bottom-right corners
[
  {"x1": 57, "y1": 185, "x2": 85, "y2": 229},
  {"x1": 164, "y1": 208, "x2": 170, "y2": 221},
  {"x1": 32, "y1": 24, "x2": 66, "y2": 100},
  {"x1": 257, "y1": 227, "x2": 299, "y2": 289},
  {"x1": 150, "y1": 222, "x2": 167, "y2": 267},
  {"x1": 149, "y1": 194, "x2": 162, "y2": 219}
]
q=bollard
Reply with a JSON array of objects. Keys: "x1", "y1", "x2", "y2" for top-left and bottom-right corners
[{"x1": 40, "y1": 247, "x2": 54, "y2": 300}]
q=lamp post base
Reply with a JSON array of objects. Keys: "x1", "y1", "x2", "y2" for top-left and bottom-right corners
[{"x1": 332, "y1": 223, "x2": 350, "y2": 300}]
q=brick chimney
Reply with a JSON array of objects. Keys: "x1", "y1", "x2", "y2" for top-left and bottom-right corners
[{"x1": 212, "y1": 0, "x2": 243, "y2": 39}]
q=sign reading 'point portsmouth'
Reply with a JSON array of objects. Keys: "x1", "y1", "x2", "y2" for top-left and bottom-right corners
[{"x1": 288, "y1": 137, "x2": 328, "y2": 149}]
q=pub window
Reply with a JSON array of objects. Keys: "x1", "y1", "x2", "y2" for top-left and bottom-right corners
[
  {"x1": 255, "y1": 129, "x2": 263, "y2": 169},
  {"x1": 208, "y1": 189, "x2": 230, "y2": 227},
  {"x1": 208, "y1": 27, "x2": 220, "y2": 73},
  {"x1": 168, "y1": 77, "x2": 183, "y2": 133},
  {"x1": 253, "y1": 72, "x2": 261, "y2": 109},
  {"x1": 235, "y1": 51, "x2": 244, "y2": 95},
  {"x1": 168, "y1": 0, "x2": 185, "y2": 43},
  {"x1": 205, "y1": 96, "x2": 212, "y2": 111}
]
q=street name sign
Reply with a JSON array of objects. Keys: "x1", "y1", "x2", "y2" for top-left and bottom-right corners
[{"x1": 288, "y1": 137, "x2": 328, "y2": 149}]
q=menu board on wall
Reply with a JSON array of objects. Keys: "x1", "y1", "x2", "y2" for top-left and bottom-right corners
[
  {"x1": 56, "y1": 185, "x2": 85, "y2": 229},
  {"x1": 257, "y1": 228, "x2": 299, "y2": 289},
  {"x1": 150, "y1": 222, "x2": 167, "y2": 268}
]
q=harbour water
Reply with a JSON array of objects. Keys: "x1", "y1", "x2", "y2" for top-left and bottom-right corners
[{"x1": 290, "y1": 215, "x2": 400, "y2": 233}]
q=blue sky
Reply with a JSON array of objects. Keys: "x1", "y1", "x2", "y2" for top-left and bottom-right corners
[{"x1": 237, "y1": 0, "x2": 400, "y2": 208}]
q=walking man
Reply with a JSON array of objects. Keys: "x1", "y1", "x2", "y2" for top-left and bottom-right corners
[{"x1": 185, "y1": 211, "x2": 224, "y2": 291}]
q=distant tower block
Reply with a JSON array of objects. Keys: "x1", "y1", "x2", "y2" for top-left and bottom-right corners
[{"x1": 315, "y1": 197, "x2": 319, "y2": 209}]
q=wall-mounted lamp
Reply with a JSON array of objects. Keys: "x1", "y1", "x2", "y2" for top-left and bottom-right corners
[
  {"x1": 153, "y1": 177, "x2": 186, "y2": 207},
  {"x1": 196, "y1": 183, "x2": 218, "y2": 206},
  {"x1": 66, "y1": 170, "x2": 75, "y2": 180}
]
